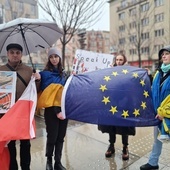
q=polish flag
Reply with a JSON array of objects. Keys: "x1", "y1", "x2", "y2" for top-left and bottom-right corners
[{"x1": 0, "y1": 77, "x2": 37, "y2": 169}]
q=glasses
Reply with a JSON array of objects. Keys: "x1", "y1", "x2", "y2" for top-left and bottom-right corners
[{"x1": 161, "y1": 52, "x2": 170, "y2": 57}]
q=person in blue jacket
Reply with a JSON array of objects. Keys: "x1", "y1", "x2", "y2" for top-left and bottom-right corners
[
  {"x1": 140, "y1": 45, "x2": 170, "y2": 170},
  {"x1": 38, "y1": 47, "x2": 68, "y2": 170}
]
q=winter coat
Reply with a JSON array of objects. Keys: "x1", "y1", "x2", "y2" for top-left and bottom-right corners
[{"x1": 98, "y1": 125, "x2": 136, "y2": 136}]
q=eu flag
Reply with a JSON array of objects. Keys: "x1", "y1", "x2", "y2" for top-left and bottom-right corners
[{"x1": 61, "y1": 66, "x2": 160, "y2": 127}]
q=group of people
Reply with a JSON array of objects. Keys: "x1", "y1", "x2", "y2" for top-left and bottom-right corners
[
  {"x1": 0, "y1": 43, "x2": 67, "y2": 170},
  {"x1": 0, "y1": 42, "x2": 170, "y2": 170}
]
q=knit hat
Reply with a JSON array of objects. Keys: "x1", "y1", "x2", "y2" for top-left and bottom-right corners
[
  {"x1": 48, "y1": 48, "x2": 61, "y2": 59},
  {"x1": 6, "y1": 43, "x2": 23, "y2": 52},
  {"x1": 158, "y1": 45, "x2": 170, "y2": 60}
]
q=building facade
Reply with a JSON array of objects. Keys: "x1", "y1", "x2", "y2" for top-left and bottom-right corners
[
  {"x1": 109, "y1": 0, "x2": 170, "y2": 70},
  {"x1": 0, "y1": 0, "x2": 38, "y2": 23}
]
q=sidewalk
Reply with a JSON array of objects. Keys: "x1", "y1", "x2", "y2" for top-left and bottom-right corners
[{"x1": 17, "y1": 116, "x2": 170, "y2": 169}]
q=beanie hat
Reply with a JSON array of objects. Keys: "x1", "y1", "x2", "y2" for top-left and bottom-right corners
[
  {"x1": 158, "y1": 45, "x2": 170, "y2": 60},
  {"x1": 48, "y1": 48, "x2": 61, "y2": 59},
  {"x1": 6, "y1": 43, "x2": 23, "y2": 52}
]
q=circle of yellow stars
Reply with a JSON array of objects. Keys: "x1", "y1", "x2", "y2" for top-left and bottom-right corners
[{"x1": 99, "y1": 69, "x2": 149, "y2": 119}]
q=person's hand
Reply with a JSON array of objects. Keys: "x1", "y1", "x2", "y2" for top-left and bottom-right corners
[
  {"x1": 155, "y1": 114, "x2": 163, "y2": 121},
  {"x1": 56, "y1": 112, "x2": 65, "y2": 120},
  {"x1": 144, "y1": 68, "x2": 151, "y2": 75},
  {"x1": 32, "y1": 72, "x2": 41, "y2": 81}
]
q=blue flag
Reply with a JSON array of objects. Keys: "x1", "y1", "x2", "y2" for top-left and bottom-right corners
[{"x1": 61, "y1": 66, "x2": 160, "y2": 127}]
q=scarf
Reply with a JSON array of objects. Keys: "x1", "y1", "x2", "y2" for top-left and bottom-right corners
[{"x1": 161, "y1": 63, "x2": 170, "y2": 73}]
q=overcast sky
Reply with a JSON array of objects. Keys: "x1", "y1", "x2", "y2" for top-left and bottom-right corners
[
  {"x1": 87, "y1": 3, "x2": 109, "y2": 31},
  {"x1": 39, "y1": 2, "x2": 109, "y2": 31}
]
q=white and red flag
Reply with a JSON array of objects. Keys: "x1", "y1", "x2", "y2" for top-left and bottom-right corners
[{"x1": 0, "y1": 77, "x2": 37, "y2": 169}]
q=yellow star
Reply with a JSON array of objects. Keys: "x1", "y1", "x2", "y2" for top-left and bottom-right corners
[
  {"x1": 122, "y1": 110, "x2": 129, "y2": 118},
  {"x1": 132, "y1": 72, "x2": 139, "y2": 78},
  {"x1": 99, "y1": 85, "x2": 107, "y2": 92},
  {"x1": 133, "y1": 109, "x2": 140, "y2": 117},
  {"x1": 109, "y1": 106, "x2": 118, "y2": 115},
  {"x1": 104, "y1": 76, "x2": 111, "y2": 82},
  {"x1": 141, "y1": 101, "x2": 147, "y2": 109},
  {"x1": 143, "y1": 90, "x2": 149, "y2": 98},
  {"x1": 102, "y1": 96, "x2": 110, "y2": 105},
  {"x1": 112, "y1": 71, "x2": 118, "y2": 76},
  {"x1": 122, "y1": 69, "x2": 128, "y2": 74},
  {"x1": 140, "y1": 79, "x2": 145, "y2": 86}
]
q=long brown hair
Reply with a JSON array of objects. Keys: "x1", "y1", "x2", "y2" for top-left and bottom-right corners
[
  {"x1": 44, "y1": 57, "x2": 63, "y2": 76},
  {"x1": 113, "y1": 53, "x2": 127, "y2": 66}
]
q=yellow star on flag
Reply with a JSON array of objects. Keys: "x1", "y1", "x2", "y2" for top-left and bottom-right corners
[
  {"x1": 102, "y1": 96, "x2": 110, "y2": 105},
  {"x1": 122, "y1": 69, "x2": 128, "y2": 74},
  {"x1": 141, "y1": 101, "x2": 147, "y2": 109},
  {"x1": 104, "y1": 76, "x2": 111, "y2": 82},
  {"x1": 133, "y1": 109, "x2": 140, "y2": 117},
  {"x1": 112, "y1": 72, "x2": 118, "y2": 76},
  {"x1": 99, "y1": 85, "x2": 107, "y2": 92},
  {"x1": 109, "y1": 106, "x2": 118, "y2": 114},
  {"x1": 143, "y1": 90, "x2": 149, "y2": 98},
  {"x1": 122, "y1": 110, "x2": 129, "y2": 118},
  {"x1": 140, "y1": 79, "x2": 145, "y2": 86},
  {"x1": 132, "y1": 72, "x2": 139, "y2": 78}
]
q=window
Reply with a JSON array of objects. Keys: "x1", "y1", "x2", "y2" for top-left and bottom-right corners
[
  {"x1": 155, "y1": 13, "x2": 164, "y2": 23},
  {"x1": 129, "y1": 21, "x2": 136, "y2": 29},
  {"x1": 30, "y1": 4, "x2": 36, "y2": 15},
  {"x1": 12, "y1": 12, "x2": 17, "y2": 19},
  {"x1": 17, "y1": 1, "x2": 24, "y2": 12},
  {"x1": 119, "y1": 38, "x2": 126, "y2": 45},
  {"x1": 129, "y1": 49, "x2": 137, "y2": 55},
  {"x1": 119, "y1": 12, "x2": 125, "y2": 20},
  {"x1": 121, "y1": 0, "x2": 127, "y2": 8},
  {"x1": 141, "y1": 17, "x2": 149, "y2": 26},
  {"x1": 141, "y1": 47, "x2": 149, "y2": 54},
  {"x1": 25, "y1": 14, "x2": 30, "y2": 18},
  {"x1": 5, "y1": 0, "x2": 10, "y2": 9},
  {"x1": 119, "y1": 25, "x2": 125, "y2": 32},
  {"x1": 154, "y1": 0, "x2": 164, "y2": 7},
  {"x1": 141, "y1": 32, "x2": 149, "y2": 40},
  {"x1": 155, "y1": 29, "x2": 164, "y2": 37},
  {"x1": 129, "y1": 8, "x2": 136, "y2": 16},
  {"x1": 129, "y1": 35, "x2": 137, "y2": 43},
  {"x1": 140, "y1": 3, "x2": 149, "y2": 12},
  {"x1": 154, "y1": 44, "x2": 164, "y2": 52}
]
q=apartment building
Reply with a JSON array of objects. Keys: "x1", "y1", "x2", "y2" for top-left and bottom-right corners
[
  {"x1": 85, "y1": 30, "x2": 110, "y2": 54},
  {"x1": 0, "y1": 0, "x2": 38, "y2": 23},
  {"x1": 109, "y1": 0, "x2": 170, "y2": 69}
]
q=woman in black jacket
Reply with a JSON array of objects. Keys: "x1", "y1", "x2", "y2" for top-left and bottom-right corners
[{"x1": 98, "y1": 53, "x2": 135, "y2": 160}]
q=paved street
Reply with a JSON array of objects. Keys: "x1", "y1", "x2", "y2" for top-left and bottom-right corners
[{"x1": 16, "y1": 116, "x2": 170, "y2": 170}]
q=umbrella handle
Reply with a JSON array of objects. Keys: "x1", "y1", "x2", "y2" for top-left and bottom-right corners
[{"x1": 33, "y1": 69, "x2": 36, "y2": 73}]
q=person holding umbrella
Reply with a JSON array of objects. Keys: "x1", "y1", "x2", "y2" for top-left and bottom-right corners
[
  {"x1": 0, "y1": 43, "x2": 41, "y2": 170},
  {"x1": 37, "y1": 47, "x2": 68, "y2": 170}
]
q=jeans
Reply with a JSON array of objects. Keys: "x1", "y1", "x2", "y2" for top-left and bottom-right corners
[{"x1": 148, "y1": 126, "x2": 162, "y2": 166}]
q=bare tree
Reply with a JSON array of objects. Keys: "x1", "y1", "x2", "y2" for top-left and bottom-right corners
[{"x1": 38, "y1": 0, "x2": 107, "y2": 68}]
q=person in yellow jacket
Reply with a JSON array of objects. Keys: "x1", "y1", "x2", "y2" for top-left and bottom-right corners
[{"x1": 37, "y1": 47, "x2": 68, "y2": 170}]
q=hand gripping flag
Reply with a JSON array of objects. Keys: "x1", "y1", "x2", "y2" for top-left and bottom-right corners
[
  {"x1": 0, "y1": 77, "x2": 37, "y2": 169},
  {"x1": 61, "y1": 66, "x2": 160, "y2": 127}
]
